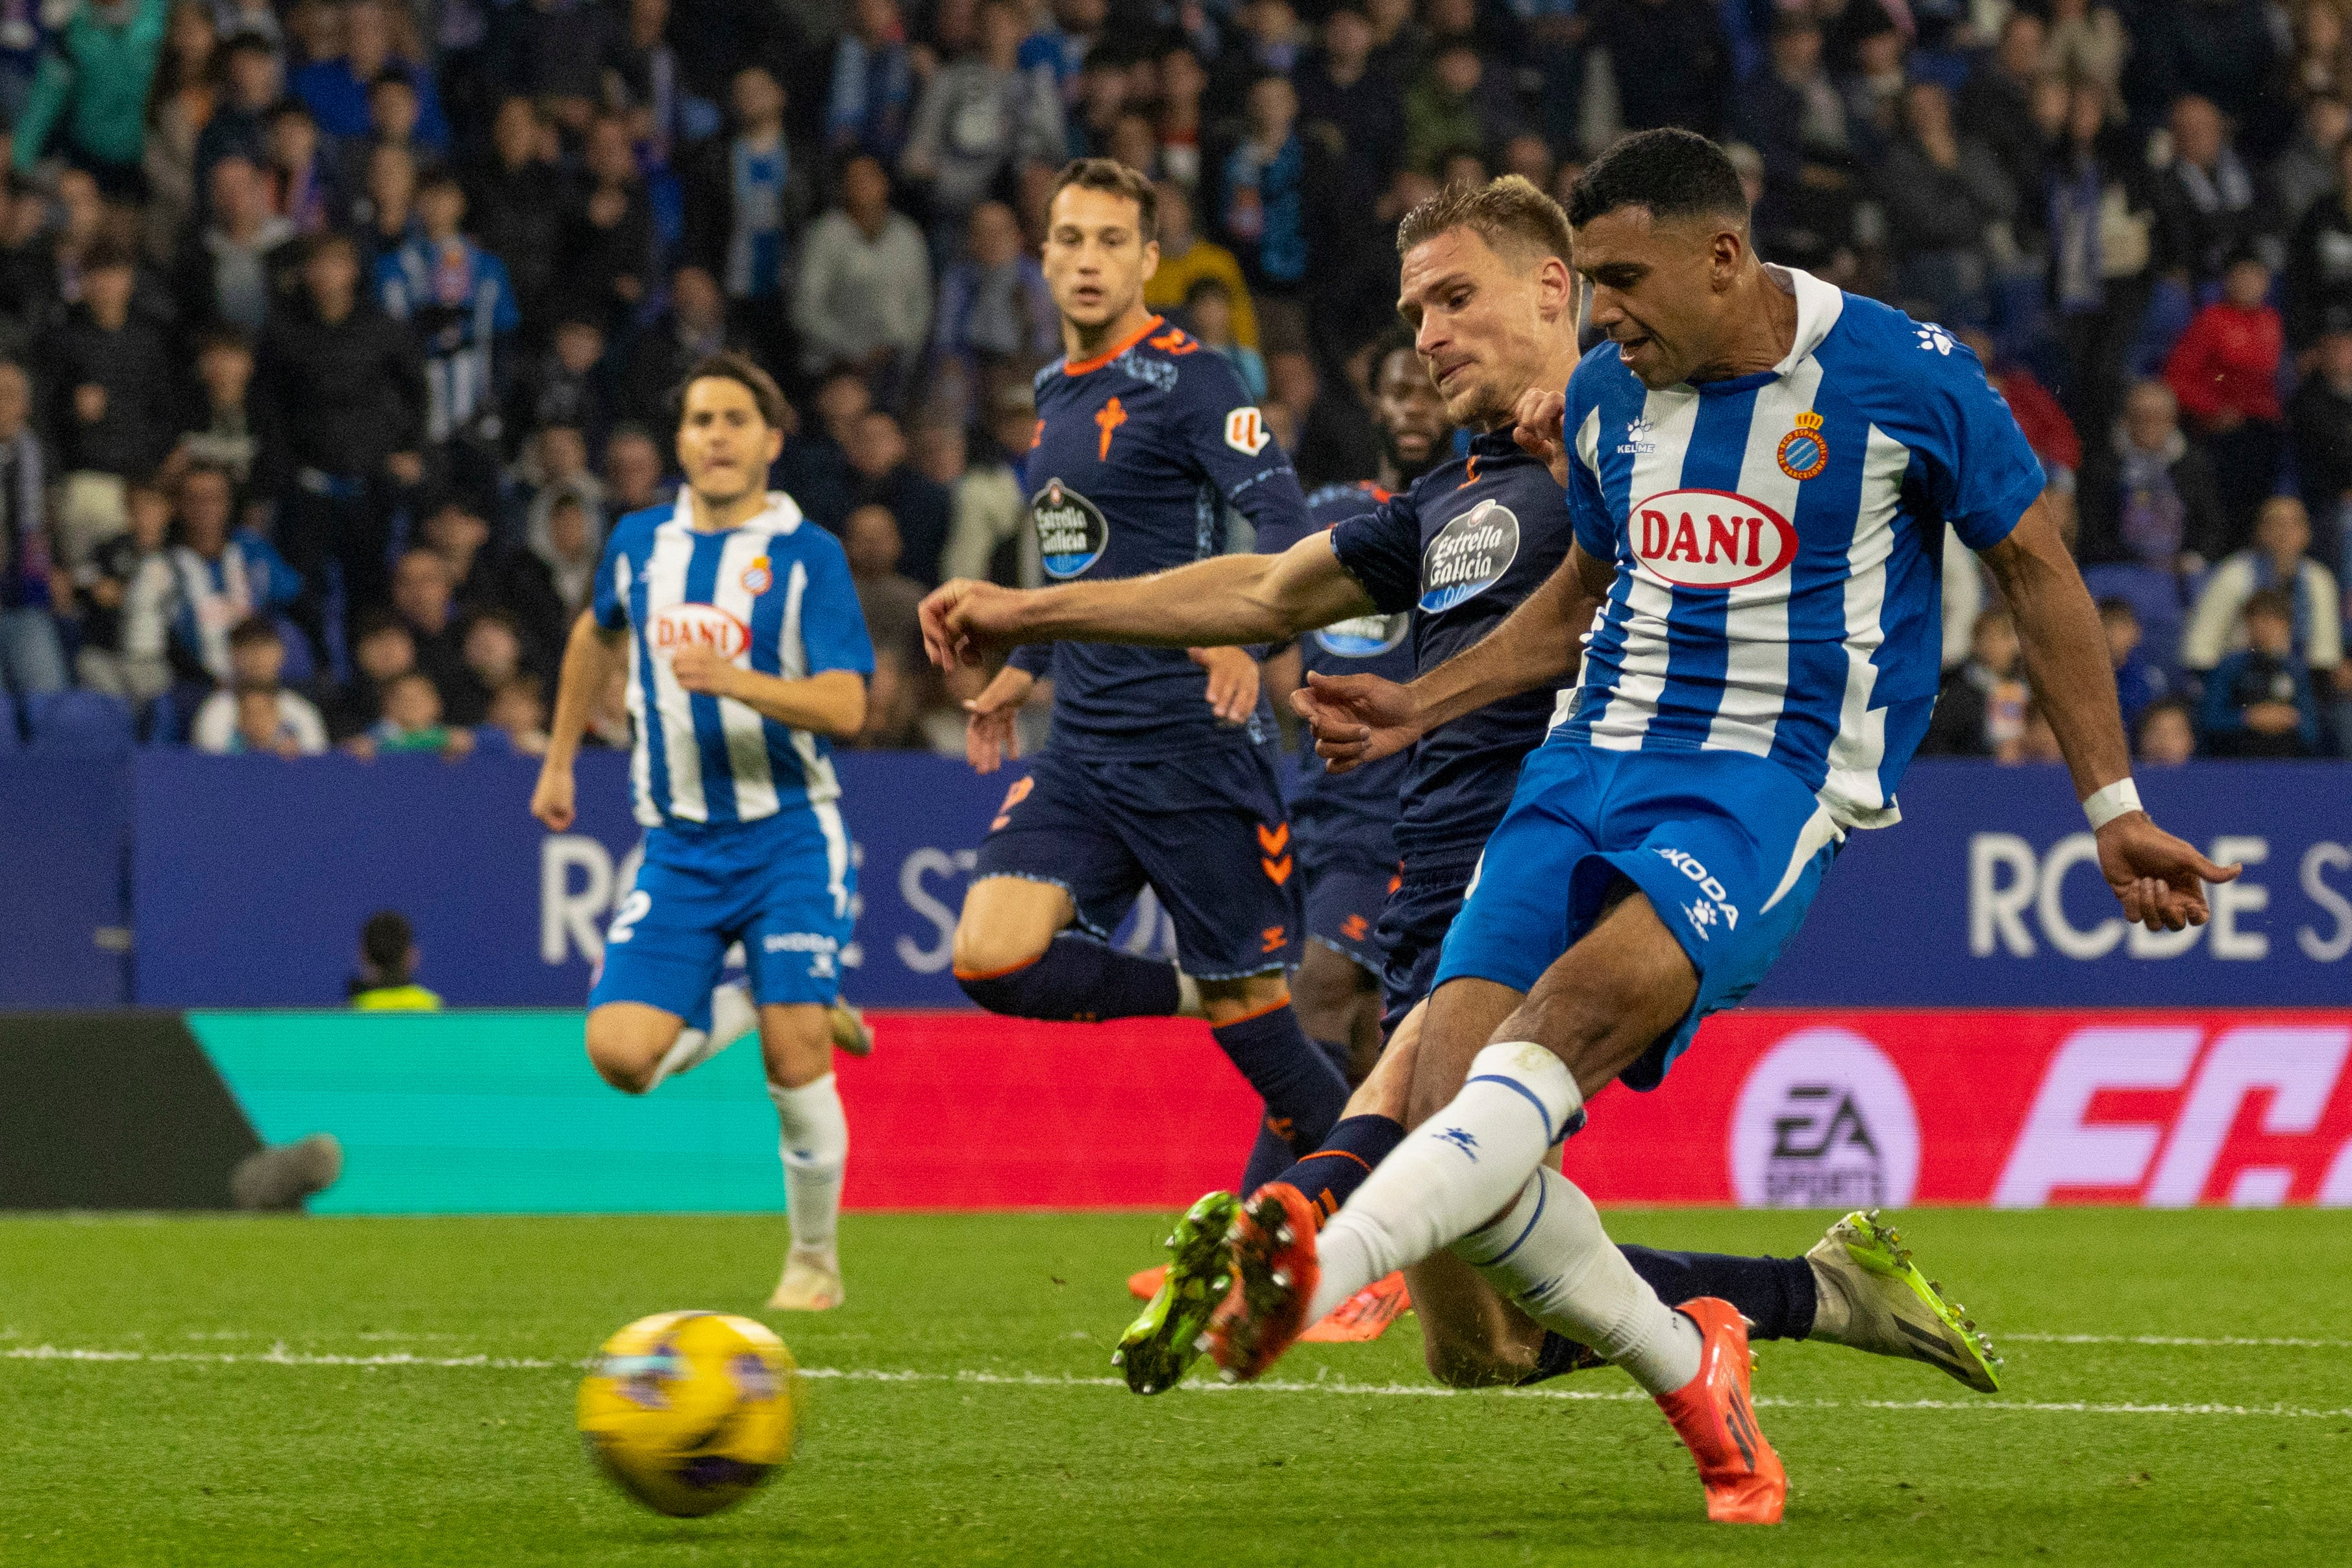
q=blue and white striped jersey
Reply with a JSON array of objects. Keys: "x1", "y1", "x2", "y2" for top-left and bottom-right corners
[
  {"x1": 594, "y1": 493, "x2": 876, "y2": 829},
  {"x1": 1561, "y1": 267, "x2": 2044, "y2": 830}
]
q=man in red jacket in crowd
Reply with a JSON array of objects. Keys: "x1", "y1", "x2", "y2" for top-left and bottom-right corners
[{"x1": 2166, "y1": 249, "x2": 2286, "y2": 543}]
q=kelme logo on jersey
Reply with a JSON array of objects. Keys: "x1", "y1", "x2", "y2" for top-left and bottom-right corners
[
  {"x1": 1631, "y1": 489, "x2": 1799, "y2": 589},
  {"x1": 650, "y1": 602, "x2": 750, "y2": 659},
  {"x1": 1418, "y1": 498, "x2": 1520, "y2": 613},
  {"x1": 1313, "y1": 612, "x2": 1410, "y2": 658},
  {"x1": 1032, "y1": 478, "x2": 1109, "y2": 579}
]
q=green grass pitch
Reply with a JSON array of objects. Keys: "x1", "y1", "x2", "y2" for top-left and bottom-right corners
[{"x1": 3, "y1": 1207, "x2": 2347, "y2": 1565}]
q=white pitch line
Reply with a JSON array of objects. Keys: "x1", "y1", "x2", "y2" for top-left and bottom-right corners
[
  {"x1": 9, "y1": 1346, "x2": 2351, "y2": 1421},
  {"x1": 2005, "y1": 1332, "x2": 2352, "y2": 1349}
]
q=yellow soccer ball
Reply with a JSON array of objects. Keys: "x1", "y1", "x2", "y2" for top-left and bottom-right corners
[{"x1": 577, "y1": 1310, "x2": 802, "y2": 1517}]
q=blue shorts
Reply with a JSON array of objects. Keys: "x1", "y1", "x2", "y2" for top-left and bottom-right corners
[
  {"x1": 1374, "y1": 857, "x2": 1473, "y2": 1037},
  {"x1": 1302, "y1": 854, "x2": 1392, "y2": 975},
  {"x1": 974, "y1": 742, "x2": 1299, "y2": 979},
  {"x1": 589, "y1": 805, "x2": 856, "y2": 1018},
  {"x1": 1434, "y1": 742, "x2": 1841, "y2": 1091}
]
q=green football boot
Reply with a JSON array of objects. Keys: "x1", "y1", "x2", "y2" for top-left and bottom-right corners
[
  {"x1": 1112, "y1": 1191, "x2": 1240, "y2": 1395},
  {"x1": 1807, "y1": 1208, "x2": 2003, "y2": 1393}
]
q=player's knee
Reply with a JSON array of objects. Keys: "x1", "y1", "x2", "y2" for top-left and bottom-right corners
[
  {"x1": 585, "y1": 1014, "x2": 663, "y2": 1095},
  {"x1": 950, "y1": 919, "x2": 1050, "y2": 983}
]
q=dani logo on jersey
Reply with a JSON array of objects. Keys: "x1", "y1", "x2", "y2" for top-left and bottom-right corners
[
  {"x1": 649, "y1": 602, "x2": 751, "y2": 659},
  {"x1": 1032, "y1": 478, "x2": 1109, "y2": 579},
  {"x1": 1313, "y1": 612, "x2": 1410, "y2": 658},
  {"x1": 1630, "y1": 489, "x2": 1799, "y2": 590},
  {"x1": 1418, "y1": 498, "x2": 1520, "y2": 613}
]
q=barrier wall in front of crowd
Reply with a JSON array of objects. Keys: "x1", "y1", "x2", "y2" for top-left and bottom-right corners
[{"x1": 0, "y1": 753, "x2": 2344, "y2": 1009}]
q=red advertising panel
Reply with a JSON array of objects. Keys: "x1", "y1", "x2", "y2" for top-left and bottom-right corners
[{"x1": 837, "y1": 1009, "x2": 2352, "y2": 1211}]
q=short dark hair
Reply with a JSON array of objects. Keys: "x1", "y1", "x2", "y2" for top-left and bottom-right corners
[
  {"x1": 2245, "y1": 585, "x2": 2297, "y2": 622},
  {"x1": 2096, "y1": 596, "x2": 2140, "y2": 625},
  {"x1": 352, "y1": 608, "x2": 410, "y2": 644},
  {"x1": 362, "y1": 910, "x2": 415, "y2": 974},
  {"x1": 1565, "y1": 128, "x2": 1748, "y2": 231},
  {"x1": 417, "y1": 168, "x2": 464, "y2": 201},
  {"x1": 676, "y1": 351, "x2": 788, "y2": 431},
  {"x1": 221, "y1": 30, "x2": 277, "y2": 60},
  {"x1": 1396, "y1": 174, "x2": 1573, "y2": 263},
  {"x1": 1371, "y1": 325, "x2": 1421, "y2": 382},
  {"x1": 1048, "y1": 157, "x2": 1158, "y2": 239},
  {"x1": 228, "y1": 614, "x2": 280, "y2": 650},
  {"x1": 266, "y1": 98, "x2": 314, "y2": 126}
]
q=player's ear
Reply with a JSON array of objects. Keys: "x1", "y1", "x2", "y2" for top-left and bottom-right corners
[
  {"x1": 1535, "y1": 254, "x2": 1574, "y2": 323},
  {"x1": 1139, "y1": 239, "x2": 1159, "y2": 285},
  {"x1": 761, "y1": 424, "x2": 784, "y2": 465},
  {"x1": 1709, "y1": 227, "x2": 1746, "y2": 289}
]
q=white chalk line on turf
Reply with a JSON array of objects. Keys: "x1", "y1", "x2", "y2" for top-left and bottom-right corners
[
  {"x1": 8, "y1": 1345, "x2": 2351, "y2": 1422},
  {"x1": 2005, "y1": 1332, "x2": 2352, "y2": 1349}
]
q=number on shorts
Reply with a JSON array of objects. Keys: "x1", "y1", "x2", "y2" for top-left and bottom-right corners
[{"x1": 606, "y1": 889, "x2": 652, "y2": 946}]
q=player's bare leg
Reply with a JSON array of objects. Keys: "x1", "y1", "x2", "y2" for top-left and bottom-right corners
[
  {"x1": 762, "y1": 1003, "x2": 850, "y2": 1312},
  {"x1": 585, "y1": 1001, "x2": 695, "y2": 1095},
  {"x1": 1288, "y1": 940, "x2": 1382, "y2": 1085},
  {"x1": 952, "y1": 874, "x2": 1204, "y2": 1016}
]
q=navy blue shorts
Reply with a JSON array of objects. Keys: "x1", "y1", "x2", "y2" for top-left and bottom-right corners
[
  {"x1": 1373, "y1": 856, "x2": 1474, "y2": 1038},
  {"x1": 974, "y1": 742, "x2": 1300, "y2": 979},
  {"x1": 1301, "y1": 853, "x2": 1392, "y2": 975},
  {"x1": 589, "y1": 805, "x2": 856, "y2": 1018},
  {"x1": 1436, "y1": 742, "x2": 1842, "y2": 1091}
]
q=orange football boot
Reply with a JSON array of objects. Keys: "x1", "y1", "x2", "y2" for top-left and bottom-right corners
[
  {"x1": 1652, "y1": 1296, "x2": 1787, "y2": 1525},
  {"x1": 1206, "y1": 1183, "x2": 1321, "y2": 1381}
]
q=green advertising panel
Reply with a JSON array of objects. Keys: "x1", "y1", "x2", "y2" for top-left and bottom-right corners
[{"x1": 186, "y1": 1012, "x2": 785, "y2": 1214}]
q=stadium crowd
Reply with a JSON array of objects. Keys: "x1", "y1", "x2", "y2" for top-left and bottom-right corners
[{"x1": 0, "y1": 0, "x2": 2346, "y2": 763}]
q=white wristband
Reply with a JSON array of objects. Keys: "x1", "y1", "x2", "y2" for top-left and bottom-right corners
[{"x1": 2083, "y1": 778, "x2": 2142, "y2": 831}]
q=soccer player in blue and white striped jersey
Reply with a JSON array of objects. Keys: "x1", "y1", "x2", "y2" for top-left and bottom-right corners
[{"x1": 533, "y1": 354, "x2": 876, "y2": 1312}]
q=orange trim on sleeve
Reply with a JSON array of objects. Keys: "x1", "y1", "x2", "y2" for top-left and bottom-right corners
[{"x1": 1063, "y1": 315, "x2": 1167, "y2": 376}]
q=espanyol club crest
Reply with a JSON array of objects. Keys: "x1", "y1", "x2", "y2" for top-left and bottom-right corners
[
  {"x1": 741, "y1": 556, "x2": 773, "y2": 595},
  {"x1": 1031, "y1": 478, "x2": 1109, "y2": 578},
  {"x1": 1776, "y1": 410, "x2": 1828, "y2": 482},
  {"x1": 1313, "y1": 611, "x2": 1410, "y2": 658},
  {"x1": 1418, "y1": 498, "x2": 1520, "y2": 613}
]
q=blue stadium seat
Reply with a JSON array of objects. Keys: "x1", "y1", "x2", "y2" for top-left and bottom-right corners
[
  {"x1": 21, "y1": 690, "x2": 136, "y2": 753},
  {"x1": 275, "y1": 617, "x2": 316, "y2": 688}
]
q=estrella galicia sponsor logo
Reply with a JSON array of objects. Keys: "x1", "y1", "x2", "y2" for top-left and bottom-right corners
[
  {"x1": 1312, "y1": 611, "x2": 1410, "y2": 658},
  {"x1": 1418, "y1": 498, "x2": 1519, "y2": 613},
  {"x1": 1730, "y1": 1027, "x2": 1920, "y2": 1208},
  {"x1": 1032, "y1": 478, "x2": 1109, "y2": 578}
]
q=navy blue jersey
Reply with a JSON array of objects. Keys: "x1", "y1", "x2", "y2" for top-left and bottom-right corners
[
  {"x1": 1330, "y1": 431, "x2": 1576, "y2": 866},
  {"x1": 1261, "y1": 480, "x2": 1415, "y2": 870},
  {"x1": 1012, "y1": 315, "x2": 1309, "y2": 755}
]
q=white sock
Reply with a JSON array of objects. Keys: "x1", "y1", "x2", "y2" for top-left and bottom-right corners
[
  {"x1": 1455, "y1": 1166, "x2": 1703, "y2": 1395},
  {"x1": 1302, "y1": 1041, "x2": 1578, "y2": 1324},
  {"x1": 643, "y1": 983, "x2": 759, "y2": 1090},
  {"x1": 770, "y1": 1072, "x2": 848, "y2": 1255}
]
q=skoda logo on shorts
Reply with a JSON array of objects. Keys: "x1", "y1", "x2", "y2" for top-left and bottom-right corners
[
  {"x1": 1313, "y1": 612, "x2": 1410, "y2": 658},
  {"x1": 1418, "y1": 498, "x2": 1520, "y2": 613},
  {"x1": 1032, "y1": 478, "x2": 1109, "y2": 580}
]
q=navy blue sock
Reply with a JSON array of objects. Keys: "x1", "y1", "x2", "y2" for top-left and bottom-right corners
[
  {"x1": 1275, "y1": 1113, "x2": 1404, "y2": 1219},
  {"x1": 1209, "y1": 1003, "x2": 1348, "y2": 1160},
  {"x1": 1518, "y1": 1250, "x2": 1817, "y2": 1386},
  {"x1": 954, "y1": 934, "x2": 1180, "y2": 1021},
  {"x1": 1241, "y1": 1123, "x2": 1293, "y2": 1192}
]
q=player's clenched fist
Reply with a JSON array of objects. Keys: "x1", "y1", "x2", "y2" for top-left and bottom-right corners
[
  {"x1": 671, "y1": 642, "x2": 737, "y2": 696},
  {"x1": 920, "y1": 578, "x2": 1025, "y2": 668},
  {"x1": 530, "y1": 766, "x2": 576, "y2": 833},
  {"x1": 1292, "y1": 669, "x2": 1423, "y2": 774},
  {"x1": 1511, "y1": 386, "x2": 1570, "y2": 487}
]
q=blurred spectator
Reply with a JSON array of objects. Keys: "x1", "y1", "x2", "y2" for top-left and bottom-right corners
[
  {"x1": 2078, "y1": 380, "x2": 2230, "y2": 570},
  {"x1": 900, "y1": 0, "x2": 1064, "y2": 238},
  {"x1": 193, "y1": 30, "x2": 282, "y2": 195},
  {"x1": 0, "y1": 356, "x2": 63, "y2": 696},
  {"x1": 1955, "y1": 11, "x2": 2047, "y2": 247},
  {"x1": 324, "y1": 607, "x2": 412, "y2": 739},
  {"x1": 2286, "y1": 136, "x2": 2352, "y2": 349},
  {"x1": 2048, "y1": 80, "x2": 2155, "y2": 447},
  {"x1": 2182, "y1": 496, "x2": 2345, "y2": 685},
  {"x1": 173, "y1": 154, "x2": 297, "y2": 336},
  {"x1": 448, "y1": 606, "x2": 526, "y2": 726},
  {"x1": 1144, "y1": 180, "x2": 1256, "y2": 349},
  {"x1": 480, "y1": 674, "x2": 550, "y2": 757},
  {"x1": 1922, "y1": 606, "x2": 2027, "y2": 757},
  {"x1": 1736, "y1": 14, "x2": 1858, "y2": 272},
  {"x1": 1156, "y1": 41, "x2": 1207, "y2": 190},
  {"x1": 349, "y1": 909, "x2": 439, "y2": 1009},
  {"x1": 2267, "y1": 94, "x2": 2348, "y2": 239},
  {"x1": 938, "y1": 385, "x2": 1037, "y2": 586},
  {"x1": 845, "y1": 409, "x2": 949, "y2": 586},
  {"x1": 2136, "y1": 697, "x2": 2199, "y2": 765},
  {"x1": 290, "y1": 0, "x2": 447, "y2": 154},
  {"x1": 252, "y1": 230, "x2": 426, "y2": 642},
  {"x1": 464, "y1": 97, "x2": 565, "y2": 329},
  {"x1": 526, "y1": 484, "x2": 602, "y2": 636},
  {"x1": 793, "y1": 154, "x2": 929, "y2": 404},
  {"x1": 362, "y1": 667, "x2": 471, "y2": 757},
  {"x1": 262, "y1": 100, "x2": 339, "y2": 238},
  {"x1": 1184, "y1": 276, "x2": 1266, "y2": 401},
  {"x1": 930, "y1": 199, "x2": 1054, "y2": 422},
  {"x1": 778, "y1": 369, "x2": 863, "y2": 529},
  {"x1": 191, "y1": 613, "x2": 326, "y2": 753},
  {"x1": 9, "y1": 0, "x2": 169, "y2": 193},
  {"x1": 2164, "y1": 250, "x2": 2285, "y2": 540},
  {"x1": 1026, "y1": 0, "x2": 1105, "y2": 105},
  {"x1": 73, "y1": 471, "x2": 175, "y2": 702},
  {"x1": 1587, "y1": 0, "x2": 1732, "y2": 140},
  {"x1": 2289, "y1": 325, "x2": 2352, "y2": 562},
  {"x1": 828, "y1": 0, "x2": 916, "y2": 165},
  {"x1": 2197, "y1": 585, "x2": 2325, "y2": 757},
  {"x1": 2099, "y1": 596, "x2": 2172, "y2": 733},
  {"x1": 682, "y1": 66, "x2": 810, "y2": 323},
  {"x1": 2005, "y1": 698, "x2": 2066, "y2": 767},
  {"x1": 172, "y1": 328, "x2": 257, "y2": 486},
  {"x1": 1402, "y1": 42, "x2": 1515, "y2": 178},
  {"x1": 375, "y1": 169, "x2": 517, "y2": 480},
  {"x1": 602, "y1": 423, "x2": 671, "y2": 517},
  {"x1": 1217, "y1": 72, "x2": 1315, "y2": 309},
  {"x1": 169, "y1": 459, "x2": 295, "y2": 683},
  {"x1": 1875, "y1": 80, "x2": 2012, "y2": 327},
  {"x1": 390, "y1": 545, "x2": 467, "y2": 701},
  {"x1": 2133, "y1": 0, "x2": 2279, "y2": 140},
  {"x1": 1296, "y1": 5, "x2": 1405, "y2": 197},
  {"x1": 1957, "y1": 326, "x2": 2080, "y2": 489},
  {"x1": 489, "y1": 0, "x2": 623, "y2": 112},
  {"x1": 617, "y1": 268, "x2": 740, "y2": 434},
  {"x1": 417, "y1": 497, "x2": 562, "y2": 662},
  {"x1": 41, "y1": 241, "x2": 175, "y2": 570},
  {"x1": 562, "y1": 114, "x2": 655, "y2": 334},
  {"x1": 2042, "y1": 0, "x2": 2127, "y2": 118},
  {"x1": 842, "y1": 501, "x2": 923, "y2": 746},
  {"x1": 2152, "y1": 95, "x2": 2262, "y2": 291},
  {"x1": 347, "y1": 140, "x2": 419, "y2": 273},
  {"x1": 511, "y1": 315, "x2": 615, "y2": 456},
  {"x1": 140, "y1": 1, "x2": 219, "y2": 260}
]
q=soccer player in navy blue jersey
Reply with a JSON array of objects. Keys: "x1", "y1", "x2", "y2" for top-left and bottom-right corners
[{"x1": 939, "y1": 160, "x2": 1350, "y2": 1213}]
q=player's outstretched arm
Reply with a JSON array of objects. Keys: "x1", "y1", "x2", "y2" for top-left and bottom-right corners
[
  {"x1": 1302, "y1": 542, "x2": 1613, "y2": 774},
  {"x1": 1981, "y1": 493, "x2": 2240, "y2": 930},
  {"x1": 534, "y1": 609, "x2": 629, "y2": 831},
  {"x1": 918, "y1": 531, "x2": 1374, "y2": 668},
  {"x1": 673, "y1": 646, "x2": 867, "y2": 737}
]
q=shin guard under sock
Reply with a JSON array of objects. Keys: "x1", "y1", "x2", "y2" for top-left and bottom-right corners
[
  {"x1": 954, "y1": 933, "x2": 1181, "y2": 1020},
  {"x1": 1209, "y1": 1002, "x2": 1348, "y2": 1158}
]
